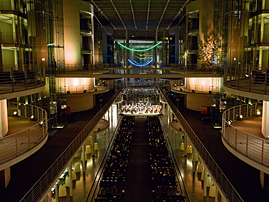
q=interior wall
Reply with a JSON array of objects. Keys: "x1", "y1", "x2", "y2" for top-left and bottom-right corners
[
  {"x1": 66, "y1": 93, "x2": 94, "y2": 113},
  {"x1": 186, "y1": 93, "x2": 211, "y2": 111}
]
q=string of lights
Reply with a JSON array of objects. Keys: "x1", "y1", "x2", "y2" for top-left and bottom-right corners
[
  {"x1": 117, "y1": 41, "x2": 162, "y2": 52},
  {"x1": 128, "y1": 59, "x2": 153, "y2": 67}
]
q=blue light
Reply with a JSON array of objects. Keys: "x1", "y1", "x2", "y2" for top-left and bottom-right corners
[{"x1": 128, "y1": 59, "x2": 153, "y2": 67}]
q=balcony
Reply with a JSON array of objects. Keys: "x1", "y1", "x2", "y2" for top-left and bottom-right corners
[
  {"x1": 0, "y1": 104, "x2": 48, "y2": 170},
  {"x1": 222, "y1": 104, "x2": 269, "y2": 173}
]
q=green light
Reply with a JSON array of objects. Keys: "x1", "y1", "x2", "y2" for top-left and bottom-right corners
[{"x1": 117, "y1": 41, "x2": 162, "y2": 52}]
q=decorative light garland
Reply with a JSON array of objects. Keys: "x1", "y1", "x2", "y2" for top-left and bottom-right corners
[
  {"x1": 117, "y1": 41, "x2": 162, "y2": 52},
  {"x1": 128, "y1": 59, "x2": 153, "y2": 67}
]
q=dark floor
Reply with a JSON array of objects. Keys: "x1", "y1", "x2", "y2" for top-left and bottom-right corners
[{"x1": 125, "y1": 117, "x2": 152, "y2": 202}]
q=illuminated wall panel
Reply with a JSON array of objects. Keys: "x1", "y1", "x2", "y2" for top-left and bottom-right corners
[
  {"x1": 56, "y1": 77, "x2": 95, "y2": 93},
  {"x1": 185, "y1": 77, "x2": 223, "y2": 92}
]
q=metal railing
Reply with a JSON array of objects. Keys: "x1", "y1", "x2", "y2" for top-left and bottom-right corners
[
  {"x1": 65, "y1": 85, "x2": 108, "y2": 94},
  {"x1": 171, "y1": 85, "x2": 222, "y2": 94},
  {"x1": 85, "y1": 116, "x2": 123, "y2": 202},
  {"x1": 52, "y1": 63, "x2": 224, "y2": 75},
  {"x1": 0, "y1": 105, "x2": 48, "y2": 166},
  {"x1": 19, "y1": 87, "x2": 123, "y2": 202},
  {"x1": 222, "y1": 104, "x2": 269, "y2": 168},
  {"x1": 0, "y1": 67, "x2": 46, "y2": 94},
  {"x1": 160, "y1": 117, "x2": 190, "y2": 202},
  {"x1": 224, "y1": 65, "x2": 269, "y2": 95},
  {"x1": 159, "y1": 87, "x2": 244, "y2": 202}
]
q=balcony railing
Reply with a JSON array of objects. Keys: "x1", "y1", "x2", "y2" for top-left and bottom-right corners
[
  {"x1": 0, "y1": 104, "x2": 48, "y2": 166},
  {"x1": 54, "y1": 64, "x2": 224, "y2": 75},
  {"x1": 222, "y1": 104, "x2": 269, "y2": 168},
  {"x1": 224, "y1": 65, "x2": 269, "y2": 95},
  {"x1": 19, "y1": 87, "x2": 123, "y2": 202},
  {"x1": 159, "y1": 87, "x2": 244, "y2": 202},
  {"x1": 0, "y1": 68, "x2": 46, "y2": 94}
]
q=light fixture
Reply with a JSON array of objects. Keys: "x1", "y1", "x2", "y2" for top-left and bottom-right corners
[
  {"x1": 31, "y1": 115, "x2": 35, "y2": 121},
  {"x1": 257, "y1": 111, "x2": 261, "y2": 115},
  {"x1": 117, "y1": 41, "x2": 162, "y2": 52},
  {"x1": 13, "y1": 111, "x2": 18, "y2": 116},
  {"x1": 128, "y1": 59, "x2": 153, "y2": 67},
  {"x1": 239, "y1": 115, "x2": 243, "y2": 119},
  {"x1": 228, "y1": 121, "x2": 231, "y2": 125}
]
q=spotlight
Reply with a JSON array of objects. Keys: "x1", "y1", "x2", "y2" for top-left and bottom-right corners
[
  {"x1": 31, "y1": 115, "x2": 35, "y2": 121},
  {"x1": 257, "y1": 111, "x2": 261, "y2": 115},
  {"x1": 39, "y1": 121, "x2": 44, "y2": 127},
  {"x1": 239, "y1": 115, "x2": 243, "y2": 119},
  {"x1": 13, "y1": 111, "x2": 18, "y2": 116},
  {"x1": 228, "y1": 121, "x2": 231, "y2": 125}
]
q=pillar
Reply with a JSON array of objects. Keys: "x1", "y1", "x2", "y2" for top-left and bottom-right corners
[
  {"x1": 102, "y1": 30, "x2": 108, "y2": 64},
  {"x1": 63, "y1": 0, "x2": 81, "y2": 69},
  {"x1": 69, "y1": 163, "x2": 73, "y2": 197},
  {"x1": 90, "y1": 4, "x2": 95, "y2": 66},
  {"x1": 82, "y1": 144, "x2": 85, "y2": 171},
  {"x1": 155, "y1": 29, "x2": 158, "y2": 69},
  {"x1": 0, "y1": 100, "x2": 8, "y2": 138},
  {"x1": 260, "y1": 171, "x2": 265, "y2": 188},
  {"x1": 174, "y1": 26, "x2": 179, "y2": 64},
  {"x1": 125, "y1": 30, "x2": 129, "y2": 68},
  {"x1": 262, "y1": 101, "x2": 269, "y2": 138},
  {"x1": 55, "y1": 183, "x2": 59, "y2": 202},
  {"x1": 0, "y1": 167, "x2": 11, "y2": 189},
  {"x1": 203, "y1": 169, "x2": 207, "y2": 197}
]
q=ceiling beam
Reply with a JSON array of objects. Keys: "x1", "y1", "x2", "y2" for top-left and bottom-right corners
[
  {"x1": 129, "y1": 0, "x2": 137, "y2": 30},
  {"x1": 146, "y1": 0, "x2": 151, "y2": 30},
  {"x1": 166, "y1": 0, "x2": 189, "y2": 30},
  {"x1": 156, "y1": 0, "x2": 170, "y2": 30},
  {"x1": 110, "y1": 0, "x2": 127, "y2": 30},
  {"x1": 91, "y1": 0, "x2": 117, "y2": 30}
]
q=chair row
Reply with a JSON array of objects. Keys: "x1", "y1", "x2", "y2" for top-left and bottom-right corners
[
  {"x1": 146, "y1": 116, "x2": 186, "y2": 202},
  {"x1": 95, "y1": 116, "x2": 135, "y2": 202}
]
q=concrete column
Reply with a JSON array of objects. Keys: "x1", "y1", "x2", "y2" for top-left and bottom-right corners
[
  {"x1": 63, "y1": 0, "x2": 81, "y2": 69},
  {"x1": 262, "y1": 101, "x2": 269, "y2": 138},
  {"x1": 82, "y1": 144, "x2": 85, "y2": 171},
  {"x1": 203, "y1": 169, "x2": 207, "y2": 197},
  {"x1": 69, "y1": 163, "x2": 73, "y2": 197},
  {"x1": 260, "y1": 171, "x2": 265, "y2": 188},
  {"x1": 155, "y1": 29, "x2": 158, "y2": 69},
  {"x1": 0, "y1": 99, "x2": 8, "y2": 138},
  {"x1": 0, "y1": 167, "x2": 11, "y2": 189},
  {"x1": 174, "y1": 26, "x2": 179, "y2": 64},
  {"x1": 125, "y1": 30, "x2": 129, "y2": 69},
  {"x1": 162, "y1": 31, "x2": 166, "y2": 64},
  {"x1": 91, "y1": 4, "x2": 95, "y2": 66},
  {"x1": 102, "y1": 30, "x2": 107, "y2": 64}
]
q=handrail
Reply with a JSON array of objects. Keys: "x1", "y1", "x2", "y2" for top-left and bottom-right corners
[
  {"x1": 222, "y1": 104, "x2": 269, "y2": 168},
  {"x1": 160, "y1": 117, "x2": 190, "y2": 202},
  {"x1": 159, "y1": 87, "x2": 244, "y2": 202},
  {"x1": 0, "y1": 104, "x2": 48, "y2": 166},
  {"x1": 85, "y1": 116, "x2": 123, "y2": 202},
  {"x1": 0, "y1": 67, "x2": 45, "y2": 95},
  {"x1": 19, "y1": 87, "x2": 123, "y2": 202}
]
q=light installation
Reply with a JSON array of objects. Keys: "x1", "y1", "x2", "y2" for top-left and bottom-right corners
[
  {"x1": 117, "y1": 41, "x2": 162, "y2": 52},
  {"x1": 128, "y1": 59, "x2": 153, "y2": 67}
]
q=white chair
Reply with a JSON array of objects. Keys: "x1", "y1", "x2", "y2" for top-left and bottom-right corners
[
  {"x1": 86, "y1": 145, "x2": 92, "y2": 154},
  {"x1": 74, "y1": 162, "x2": 81, "y2": 173},
  {"x1": 180, "y1": 142, "x2": 185, "y2": 151},
  {"x1": 58, "y1": 184, "x2": 67, "y2": 197},
  {"x1": 94, "y1": 142, "x2": 99, "y2": 151}
]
